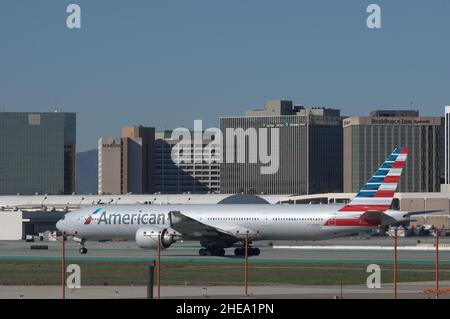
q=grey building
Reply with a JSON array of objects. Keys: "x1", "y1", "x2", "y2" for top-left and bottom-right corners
[
  {"x1": 220, "y1": 100, "x2": 343, "y2": 195},
  {"x1": 343, "y1": 110, "x2": 443, "y2": 193},
  {"x1": 155, "y1": 131, "x2": 220, "y2": 194},
  {"x1": 0, "y1": 112, "x2": 76, "y2": 195},
  {"x1": 445, "y1": 106, "x2": 450, "y2": 185}
]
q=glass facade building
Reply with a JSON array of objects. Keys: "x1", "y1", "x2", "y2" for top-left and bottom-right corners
[
  {"x1": 343, "y1": 111, "x2": 443, "y2": 193},
  {"x1": 154, "y1": 131, "x2": 220, "y2": 194},
  {"x1": 0, "y1": 112, "x2": 76, "y2": 195}
]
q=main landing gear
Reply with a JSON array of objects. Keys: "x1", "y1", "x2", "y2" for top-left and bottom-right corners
[
  {"x1": 78, "y1": 239, "x2": 88, "y2": 254},
  {"x1": 197, "y1": 246, "x2": 261, "y2": 257},
  {"x1": 234, "y1": 247, "x2": 260, "y2": 257},
  {"x1": 198, "y1": 247, "x2": 225, "y2": 256}
]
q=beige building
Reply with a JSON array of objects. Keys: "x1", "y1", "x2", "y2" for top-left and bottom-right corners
[
  {"x1": 343, "y1": 110, "x2": 443, "y2": 193},
  {"x1": 98, "y1": 137, "x2": 122, "y2": 194},
  {"x1": 98, "y1": 126, "x2": 155, "y2": 195}
]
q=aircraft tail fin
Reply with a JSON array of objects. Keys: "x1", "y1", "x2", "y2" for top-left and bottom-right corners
[{"x1": 339, "y1": 146, "x2": 409, "y2": 213}]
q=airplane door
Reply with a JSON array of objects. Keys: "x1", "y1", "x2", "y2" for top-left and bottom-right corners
[{"x1": 328, "y1": 213, "x2": 337, "y2": 227}]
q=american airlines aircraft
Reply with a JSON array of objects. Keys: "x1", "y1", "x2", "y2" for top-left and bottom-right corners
[{"x1": 56, "y1": 146, "x2": 431, "y2": 256}]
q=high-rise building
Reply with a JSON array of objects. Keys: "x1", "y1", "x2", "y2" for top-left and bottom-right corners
[
  {"x1": 220, "y1": 100, "x2": 343, "y2": 195},
  {"x1": 98, "y1": 137, "x2": 122, "y2": 195},
  {"x1": 99, "y1": 127, "x2": 220, "y2": 195},
  {"x1": 0, "y1": 112, "x2": 76, "y2": 195},
  {"x1": 121, "y1": 126, "x2": 155, "y2": 194},
  {"x1": 343, "y1": 110, "x2": 443, "y2": 193},
  {"x1": 154, "y1": 131, "x2": 220, "y2": 194},
  {"x1": 98, "y1": 126, "x2": 155, "y2": 194},
  {"x1": 445, "y1": 106, "x2": 450, "y2": 185}
]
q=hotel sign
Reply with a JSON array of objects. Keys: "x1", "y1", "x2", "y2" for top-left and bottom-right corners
[
  {"x1": 102, "y1": 141, "x2": 121, "y2": 148},
  {"x1": 370, "y1": 118, "x2": 432, "y2": 125},
  {"x1": 343, "y1": 117, "x2": 437, "y2": 128},
  {"x1": 262, "y1": 123, "x2": 306, "y2": 128}
]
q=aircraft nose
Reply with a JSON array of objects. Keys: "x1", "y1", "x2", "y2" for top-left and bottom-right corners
[{"x1": 56, "y1": 219, "x2": 64, "y2": 231}]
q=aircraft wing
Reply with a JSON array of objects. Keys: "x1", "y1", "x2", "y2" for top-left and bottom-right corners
[{"x1": 168, "y1": 211, "x2": 241, "y2": 242}]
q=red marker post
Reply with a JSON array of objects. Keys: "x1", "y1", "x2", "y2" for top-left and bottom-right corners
[
  {"x1": 393, "y1": 227, "x2": 398, "y2": 300},
  {"x1": 244, "y1": 233, "x2": 249, "y2": 296},
  {"x1": 435, "y1": 229, "x2": 439, "y2": 299},
  {"x1": 157, "y1": 231, "x2": 161, "y2": 299},
  {"x1": 61, "y1": 233, "x2": 65, "y2": 300}
]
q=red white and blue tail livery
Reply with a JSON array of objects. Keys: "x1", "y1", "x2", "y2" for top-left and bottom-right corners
[{"x1": 339, "y1": 146, "x2": 408, "y2": 213}]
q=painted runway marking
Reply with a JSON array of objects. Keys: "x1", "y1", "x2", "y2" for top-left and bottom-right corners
[
  {"x1": 274, "y1": 245, "x2": 450, "y2": 251},
  {"x1": 1, "y1": 255, "x2": 450, "y2": 265}
]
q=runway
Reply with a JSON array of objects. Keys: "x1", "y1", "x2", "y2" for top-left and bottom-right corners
[
  {"x1": 1, "y1": 237, "x2": 450, "y2": 264},
  {"x1": 2, "y1": 237, "x2": 450, "y2": 299}
]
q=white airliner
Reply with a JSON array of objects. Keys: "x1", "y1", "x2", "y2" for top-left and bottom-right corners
[{"x1": 56, "y1": 147, "x2": 433, "y2": 256}]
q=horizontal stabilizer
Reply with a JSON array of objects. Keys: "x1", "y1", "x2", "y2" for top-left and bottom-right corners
[
  {"x1": 359, "y1": 210, "x2": 398, "y2": 226},
  {"x1": 404, "y1": 210, "x2": 442, "y2": 217}
]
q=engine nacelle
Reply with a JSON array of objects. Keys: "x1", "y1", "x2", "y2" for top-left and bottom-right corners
[{"x1": 135, "y1": 227, "x2": 177, "y2": 250}]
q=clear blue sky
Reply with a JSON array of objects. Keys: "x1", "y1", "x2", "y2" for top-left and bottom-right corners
[{"x1": 0, "y1": 0, "x2": 449, "y2": 151}]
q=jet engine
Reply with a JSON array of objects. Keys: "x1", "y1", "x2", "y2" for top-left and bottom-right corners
[{"x1": 135, "y1": 227, "x2": 177, "y2": 250}]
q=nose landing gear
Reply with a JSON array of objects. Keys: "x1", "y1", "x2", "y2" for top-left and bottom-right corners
[{"x1": 78, "y1": 239, "x2": 88, "y2": 254}]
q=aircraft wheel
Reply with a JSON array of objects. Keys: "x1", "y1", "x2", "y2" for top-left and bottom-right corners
[
  {"x1": 199, "y1": 248, "x2": 206, "y2": 256},
  {"x1": 253, "y1": 248, "x2": 261, "y2": 256},
  {"x1": 79, "y1": 247, "x2": 87, "y2": 254},
  {"x1": 234, "y1": 248, "x2": 243, "y2": 256},
  {"x1": 216, "y1": 248, "x2": 225, "y2": 257}
]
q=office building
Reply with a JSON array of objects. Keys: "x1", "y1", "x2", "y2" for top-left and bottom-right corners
[
  {"x1": 442, "y1": 106, "x2": 450, "y2": 192},
  {"x1": 99, "y1": 127, "x2": 218, "y2": 195},
  {"x1": 343, "y1": 110, "x2": 443, "y2": 193},
  {"x1": 0, "y1": 112, "x2": 76, "y2": 195},
  {"x1": 154, "y1": 131, "x2": 220, "y2": 194},
  {"x1": 98, "y1": 126, "x2": 155, "y2": 194},
  {"x1": 220, "y1": 100, "x2": 343, "y2": 195},
  {"x1": 445, "y1": 106, "x2": 450, "y2": 185}
]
